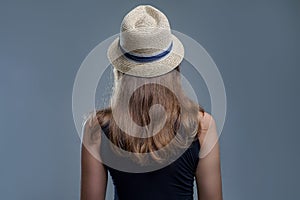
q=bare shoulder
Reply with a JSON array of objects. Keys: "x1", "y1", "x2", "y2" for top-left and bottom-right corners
[
  {"x1": 83, "y1": 108, "x2": 112, "y2": 128},
  {"x1": 197, "y1": 111, "x2": 217, "y2": 147},
  {"x1": 82, "y1": 107, "x2": 112, "y2": 145}
]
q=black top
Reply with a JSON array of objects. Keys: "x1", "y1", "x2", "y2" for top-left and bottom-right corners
[{"x1": 100, "y1": 122, "x2": 200, "y2": 200}]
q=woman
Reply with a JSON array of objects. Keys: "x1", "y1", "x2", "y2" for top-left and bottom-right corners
[{"x1": 80, "y1": 5, "x2": 222, "y2": 200}]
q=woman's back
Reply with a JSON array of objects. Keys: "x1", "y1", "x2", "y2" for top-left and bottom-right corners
[
  {"x1": 100, "y1": 121, "x2": 200, "y2": 200},
  {"x1": 80, "y1": 5, "x2": 222, "y2": 199}
]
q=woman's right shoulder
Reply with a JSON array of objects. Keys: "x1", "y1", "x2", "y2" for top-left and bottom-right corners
[{"x1": 197, "y1": 111, "x2": 216, "y2": 147}]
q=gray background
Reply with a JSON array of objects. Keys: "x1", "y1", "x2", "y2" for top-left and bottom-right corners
[{"x1": 0, "y1": 0, "x2": 299, "y2": 199}]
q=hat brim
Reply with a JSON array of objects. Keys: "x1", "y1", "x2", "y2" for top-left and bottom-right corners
[{"x1": 107, "y1": 34, "x2": 184, "y2": 77}]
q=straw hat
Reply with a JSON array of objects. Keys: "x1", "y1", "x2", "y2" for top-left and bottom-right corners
[{"x1": 107, "y1": 5, "x2": 184, "y2": 77}]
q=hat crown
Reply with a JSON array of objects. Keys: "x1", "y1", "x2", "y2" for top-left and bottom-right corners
[
  {"x1": 119, "y1": 5, "x2": 172, "y2": 56},
  {"x1": 121, "y1": 5, "x2": 170, "y2": 31}
]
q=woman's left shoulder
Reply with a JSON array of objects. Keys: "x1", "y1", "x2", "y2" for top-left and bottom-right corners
[{"x1": 82, "y1": 107, "x2": 112, "y2": 144}]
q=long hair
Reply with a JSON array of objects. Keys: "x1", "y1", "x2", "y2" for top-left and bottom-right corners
[{"x1": 85, "y1": 65, "x2": 205, "y2": 165}]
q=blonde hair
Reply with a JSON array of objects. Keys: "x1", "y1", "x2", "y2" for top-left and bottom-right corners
[{"x1": 85, "y1": 65, "x2": 205, "y2": 165}]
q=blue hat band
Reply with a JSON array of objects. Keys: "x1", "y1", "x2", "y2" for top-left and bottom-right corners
[{"x1": 119, "y1": 42, "x2": 173, "y2": 63}]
